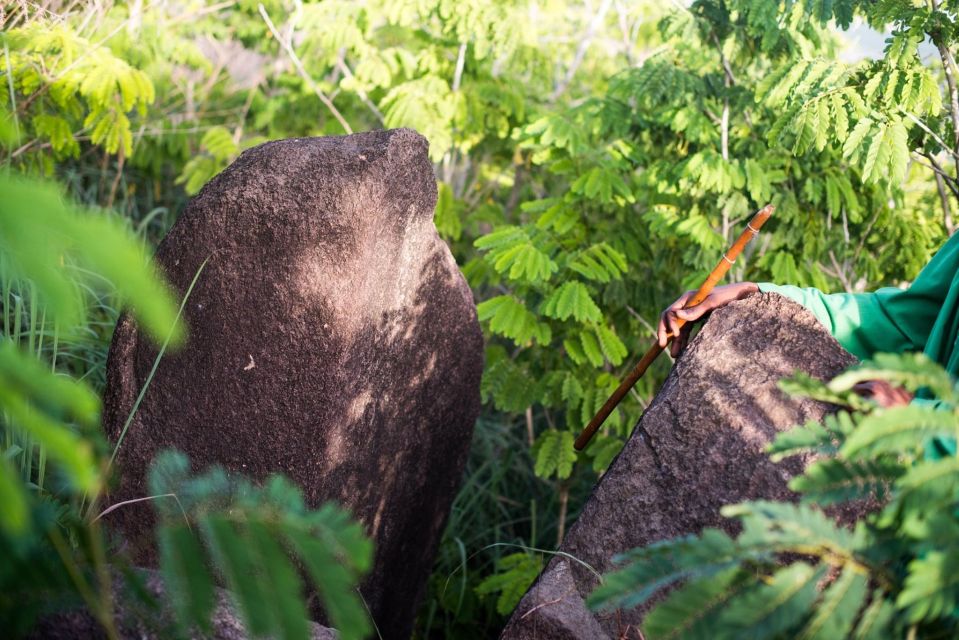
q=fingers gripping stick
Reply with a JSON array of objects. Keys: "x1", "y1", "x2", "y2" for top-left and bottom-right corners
[{"x1": 573, "y1": 204, "x2": 775, "y2": 451}]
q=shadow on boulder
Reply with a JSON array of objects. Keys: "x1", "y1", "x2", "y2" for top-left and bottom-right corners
[
  {"x1": 101, "y1": 129, "x2": 484, "y2": 639},
  {"x1": 501, "y1": 293, "x2": 858, "y2": 639}
]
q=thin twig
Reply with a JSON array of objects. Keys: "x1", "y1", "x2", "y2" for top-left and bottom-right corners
[
  {"x1": 525, "y1": 406, "x2": 534, "y2": 447},
  {"x1": 915, "y1": 152, "x2": 959, "y2": 200},
  {"x1": 932, "y1": 1, "x2": 959, "y2": 180},
  {"x1": 901, "y1": 110, "x2": 959, "y2": 161},
  {"x1": 614, "y1": 0, "x2": 635, "y2": 66},
  {"x1": 710, "y1": 31, "x2": 737, "y2": 86},
  {"x1": 828, "y1": 249, "x2": 854, "y2": 293},
  {"x1": 92, "y1": 493, "x2": 191, "y2": 531},
  {"x1": 258, "y1": 3, "x2": 353, "y2": 134},
  {"x1": 628, "y1": 386, "x2": 649, "y2": 410},
  {"x1": 167, "y1": 0, "x2": 236, "y2": 25},
  {"x1": 335, "y1": 53, "x2": 385, "y2": 124},
  {"x1": 935, "y1": 170, "x2": 956, "y2": 234},
  {"x1": 231, "y1": 85, "x2": 258, "y2": 145},
  {"x1": 48, "y1": 527, "x2": 120, "y2": 640},
  {"x1": 452, "y1": 42, "x2": 467, "y2": 93},
  {"x1": 556, "y1": 480, "x2": 569, "y2": 547},
  {"x1": 625, "y1": 304, "x2": 656, "y2": 337},
  {"x1": 852, "y1": 208, "x2": 883, "y2": 266},
  {"x1": 4, "y1": 42, "x2": 20, "y2": 164},
  {"x1": 551, "y1": 0, "x2": 614, "y2": 101},
  {"x1": 105, "y1": 146, "x2": 125, "y2": 209},
  {"x1": 520, "y1": 587, "x2": 577, "y2": 619}
]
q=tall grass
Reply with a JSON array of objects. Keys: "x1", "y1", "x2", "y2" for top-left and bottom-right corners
[
  {"x1": 0, "y1": 169, "x2": 162, "y2": 498},
  {"x1": 1, "y1": 268, "x2": 108, "y2": 499},
  {"x1": 414, "y1": 413, "x2": 597, "y2": 638}
]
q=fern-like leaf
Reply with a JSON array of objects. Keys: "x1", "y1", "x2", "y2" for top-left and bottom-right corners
[
  {"x1": 840, "y1": 405, "x2": 958, "y2": 459},
  {"x1": 595, "y1": 326, "x2": 627, "y2": 366},
  {"x1": 897, "y1": 550, "x2": 959, "y2": 623},
  {"x1": 149, "y1": 451, "x2": 372, "y2": 639},
  {"x1": 768, "y1": 411, "x2": 859, "y2": 460},
  {"x1": 475, "y1": 553, "x2": 543, "y2": 615},
  {"x1": 642, "y1": 567, "x2": 753, "y2": 640},
  {"x1": 579, "y1": 330, "x2": 605, "y2": 368},
  {"x1": 717, "y1": 563, "x2": 826, "y2": 639},
  {"x1": 533, "y1": 430, "x2": 576, "y2": 479},
  {"x1": 589, "y1": 528, "x2": 751, "y2": 612},
  {"x1": 798, "y1": 567, "x2": 869, "y2": 640},
  {"x1": 477, "y1": 295, "x2": 551, "y2": 346},
  {"x1": 829, "y1": 352, "x2": 955, "y2": 401},
  {"x1": 541, "y1": 281, "x2": 602, "y2": 323},
  {"x1": 568, "y1": 243, "x2": 627, "y2": 282},
  {"x1": 852, "y1": 592, "x2": 895, "y2": 640},
  {"x1": 790, "y1": 457, "x2": 904, "y2": 505},
  {"x1": 724, "y1": 501, "x2": 863, "y2": 557}
]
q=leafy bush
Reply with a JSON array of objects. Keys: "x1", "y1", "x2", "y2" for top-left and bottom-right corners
[
  {"x1": 150, "y1": 451, "x2": 372, "y2": 639},
  {"x1": 589, "y1": 353, "x2": 959, "y2": 639},
  {"x1": 6, "y1": 0, "x2": 959, "y2": 636},
  {"x1": 0, "y1": 170, "x2": 181, "y2": 537},
  {"x1": 471, "y1": 0, "x2": 955, "y2": 499}
]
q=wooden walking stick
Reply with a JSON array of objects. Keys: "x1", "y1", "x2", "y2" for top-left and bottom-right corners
[{"x1": 574, "y1": 204, "x2": 775, "y2": 451}]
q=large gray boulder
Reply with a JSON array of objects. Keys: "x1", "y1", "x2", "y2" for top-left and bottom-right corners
[
  {"x1": 102, "y1": 128, "x2": 484, "y2": 638},
  {"x1": 501, "y1": 293, "x2": 858, "y2": 639}
]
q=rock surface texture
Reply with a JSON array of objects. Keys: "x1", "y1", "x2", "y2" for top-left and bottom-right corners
[
  {"x1": 102, "y1": 128, "x2": 484, "y2": 638},
  {"x1": 501, "y1": 293, "x2": 858, "y2": 640}
]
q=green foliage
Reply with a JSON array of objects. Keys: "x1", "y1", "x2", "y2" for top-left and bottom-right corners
[
  {"x1": 541, "y1": 281, "x2": 602, "y2": 324},
  {"x1": 6, "y1": 0, "x2": 959, "y2": 636},
  {"x1": 590, "y1": 353, "x2": 959, "y2": 638},
  {"x1": 474, "y1": 551, "x2": 543, "y2": 616},
  {"x1": 177, "y1": 126, "x2": 243, "y2": 195},
  {"x1": 532, "y1": 429, "x2": 576, "y2": 480},
  {"x1": 0, "y1": 175, "x2": 181, "y2": 343},
  {"x1": 477, "y1": 295, "x2": 552, "y2": 346},
  {"x1": 468, "y1": 0, "x2": 950, "y2": 495},
  {"x1": 149, "y1": 451, "x2": 373, "y2": 640},
  {"x1": 0, "y1": 174, "x2": 181, "y2": 536},
  {"x1": 760, "y1": 27, "x2": 942, "y2": 185},
  {"x1": 0, "y1": 177, "x2": 372, "y2": 638},
  {"x1": 4, "y1": 23, "x2": 154, "y2": 158}
]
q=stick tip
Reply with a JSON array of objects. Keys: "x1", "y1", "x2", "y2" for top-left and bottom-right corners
[{"x1": 750, "y1": 203, "x2": 775, "y2": 229}]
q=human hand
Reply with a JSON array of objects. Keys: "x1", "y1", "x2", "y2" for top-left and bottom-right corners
[
  {"x1": 852, "y1": 380, "x2": 914, "y2": 408},
  {"x1": 657, "y1": 282, "x2": 760, "y2": 357}
]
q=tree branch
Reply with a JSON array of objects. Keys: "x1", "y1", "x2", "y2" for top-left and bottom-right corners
[
  {"x1": 551, "y1": 0, "x2": 614, "y2": 101},
  {"x1": 258, "y1": 3, "x2": 353, "y2": 134},
  {"x1": 901, "y1": 109, "x2": 959, "y2": 161},
  {"x1": 931, "y1": 0, "x2": 959, "y2": 181},
  {"x1": 916, "y1": 151, "x2": 959, "y2": 200},
  {"x1": 935, "y1": 170, "x2": 957, "y2": 234},
  {"x1": 710, "y1": 32, "x2": 737, "y2": 86},
  {"x1": 335, "y1": 51, "x2": 386, "y2": 125}
]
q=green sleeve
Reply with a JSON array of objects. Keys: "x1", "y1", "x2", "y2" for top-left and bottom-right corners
[
  {"x1": 755, "y1": 283, "x2": 932, "y2": 361},
  {"x1": 755, "y1": 232, "x2": 959, "y2": 360}
]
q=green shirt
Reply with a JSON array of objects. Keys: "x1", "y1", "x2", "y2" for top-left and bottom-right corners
[{"x1": 758, "y1": 232, "x2": 959, "y2": 458}]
